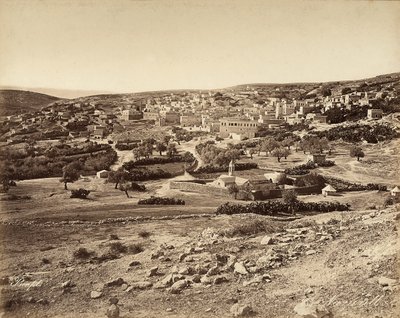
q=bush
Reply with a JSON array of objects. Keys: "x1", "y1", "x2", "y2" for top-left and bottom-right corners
[
  {"x1": 138, "y1": 230, "x2": 151, "y2": 238},
  {"x1": 109, "y1": 242, "x2": 127, "y2": 254},
  {"x1": 128, "y1": 243, "x2": 144, "y2": 254},
  {"x1": 73, "y1": 247, "x2": 94, "y2": 259},
  {"x1": 131, "y1": 182, "x2": 146, "y2": 192},
  {"x1": 70, "y1": 188, "x2": 91, "y2": 199},
  {"x1": 0, "y1": 194, "x2": 31, "y2": 201},
  {"x1": 384, "y1": 196, "x2": 394, "y2": 207},
  {"x1": 138, "y1": 196, "x2": 185, "y2": 205},
  {"x1": 318, "y1": 160, "x2": 335, "y2": 167}
]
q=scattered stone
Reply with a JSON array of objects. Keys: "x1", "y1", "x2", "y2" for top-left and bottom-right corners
[
  {"x1": 166, "y1": 308, "x2": 173, "y2": 312},
  {"x1": 260, "y1": 236, "x2": 274, "y2": 245},
  {"x1": 151, "y1": 250, "x2": 164, "y2": 259},
  {"x1": 305, "y1": 287, "x2": 314, "y2": 296},
  {"x1": 179, "y1": 266, "x2": 194, "y2": 275},
  {"x1": 243, "y1": 275, "x2": 263, "y2": 287},
  {"x1": 121, "y1": 283, "x2": 128, "y2": 290},
  {"x1": 179, "y1": 253, "x2": 188, "y2": 262},
  {"x1": 206, "y1": 266, "x2": 220, "y2": 277},
  {"x1": 205, "y1": 307, "x2": 212, "y2": 312},
  {"x1": 213, "y1": 276, "x2": 229, "y2": 285},
  {"x1": 200, "y1": 276, "x2": 213, "y2": 285},
  {"x1": 129, "y1": 261, "x2": 141, "y2": 267},
  {"x1": 90, "y1": 291, "x2": 102, "y2": 299},
  {"x1": 294, "y1": 299, "x2": 331, "y2": 318},
  {"x1": 130, "y1": 281, "x2": 153, "y2": 290},
  {"x1": 105, "y1": 278, "x2": 125, "y2": 288},
  {"x1": 195, "y1": 264, "x2": 209, "y2": 275},
  {"x1": 36, "y1": 298, "x2": 49, "y2": 305},
  {"x1": 234, "y1": 262, "x2": 248, "y2": 275},
  {"x1": 378, "y1": 277, "x2": 397, "y2": 287},
  {"x1": 109, "y1": 297, "x2": 119, "y2": 305},
  {"x1": 192, "y1": 274, "x2": 201, "y2": 283},
  {"x1": 306, "y1": 250, "x2": 317, "y2": 256},
  {"x1": 230, "y1": 304, "x2": 253, "y2": 317},
  {"x1": 147, "y1": 266, "x2": 159, "y2": 277},
  {"x1": 170, "y1": 279, "x2": 188, "y2": 294},
  {"x1": 107, "y1": 304, "x2": 120, "y2": 318},
  {"x1": 61, "y1": 280, "x2": 75, "y2": 289}
]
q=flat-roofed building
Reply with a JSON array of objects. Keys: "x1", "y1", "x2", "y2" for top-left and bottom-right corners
[{"x1": 219, "y1": 117, "x2": 261, "y2": 139}]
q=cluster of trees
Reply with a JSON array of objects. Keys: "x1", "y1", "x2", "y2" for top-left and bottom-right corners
[
  {"x1": 129, "y1": 137, "x2": 179, "y2": 160},
  {"x1": 196, "y1": 141, "x2": 242, "y2": 166},
  {"x1": 313, "y1": 124, "x2": 398, "y2": 143},
  {"x1": 172, "y1": 127, "x2": 207, "y2": 142},
  {"x1": 0, "y1": 140, "x2": 117, "y2": 181},
  {"x1": 324, "y1": 106, "x2": 369, "y2": 124}
]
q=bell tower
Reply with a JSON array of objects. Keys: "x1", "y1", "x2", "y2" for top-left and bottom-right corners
[{"x1": 228, "y1": 160, "x2": 235, "y2": 176}]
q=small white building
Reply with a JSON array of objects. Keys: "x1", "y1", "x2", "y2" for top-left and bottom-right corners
[
  {"x1": 322, "y1": 185, "x2": 337, "y2": 197},
  {"x1": 96, "y1": 170, "x2": 109, "y2": 178},
  {"x1": 390, "y1": 186, "x2": 400, "y2": 198}
]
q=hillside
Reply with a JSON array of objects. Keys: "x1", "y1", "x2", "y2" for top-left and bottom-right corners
[
  {"x1": 60, "y1": 72, "x2": 400, "y2": 107},
  {"x1": 0, "y1": 89, "x2": 62, "y2": 116}
]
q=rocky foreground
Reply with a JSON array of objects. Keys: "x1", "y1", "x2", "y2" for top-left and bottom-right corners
[{"x1": 0, "y1": 206, "x2": 399, "y2": 318}]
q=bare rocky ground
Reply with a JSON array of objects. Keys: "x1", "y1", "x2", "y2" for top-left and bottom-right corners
[{"x1": 0, "y1": 204, "x2": 399, "y2": 318}]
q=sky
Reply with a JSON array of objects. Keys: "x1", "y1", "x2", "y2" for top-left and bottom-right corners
[{"x1": 0, "y1": 0, "x2": 399, "y2": 98}]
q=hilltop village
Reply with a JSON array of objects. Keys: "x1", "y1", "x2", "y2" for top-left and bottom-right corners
[
  {"x1": 1, "y1": 74, "x2": 398, "y2": 144},
  {"x1": 0, "y1": 74, "x2": 399, "y2": 318}
]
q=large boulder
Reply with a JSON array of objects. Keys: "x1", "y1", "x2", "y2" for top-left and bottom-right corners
[
  {"x1": 230, "y1": 304, "x2": 253, "y2": 317},
  {"x1": 293, "y1": 299, "x2": 332, "y2": 318}
]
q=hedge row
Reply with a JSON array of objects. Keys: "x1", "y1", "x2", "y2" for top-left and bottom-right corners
[
  {"x1": 123, "y1": 154, "x2": 195, "y2": 169},
  {"x1": 138, "y1": 196, "x2": 185, "y2": 205},
  {"x1": 322, "y1": 176, "x2": 387, "y2": 192},
  {"x1": 215, "y1": 201, "x2": 350, "y2": 216},
  {"x1": 284, "y1": 160, "x2": 334, "y2": 175},
  {"x1": 194, "y1": 162, "x2": 258, "y2": 174}
]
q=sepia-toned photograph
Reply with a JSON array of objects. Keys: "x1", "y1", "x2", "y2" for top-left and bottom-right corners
[{"x1": 0, "y1": 0, "x2": 399, "y2": 317}]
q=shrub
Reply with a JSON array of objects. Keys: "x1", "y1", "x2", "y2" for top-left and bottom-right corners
[
  {"x1": 70, "y1": 188, "x2": 91, "y2": 199},
  {"x1": 0, "y1": 194, "x2": 31, "y2": 201},
  {"x1": 318, "y1": 160, "x2": 335, "y2": 167},
  {"x1": 109, "y1": 242, "x2": 127, "y2": 254},
  {"x1": 73, "y1": 247, "x2": 94, "y2": 259},
  {"x1": 128, "y1": 243, "x2": 144, "y2": 254},
  {"x1": 138, "y1": 230, "x2": 151, "y2": 239},
  {"x1": 109, "y1": 234, "x2": 119, "y2": 240},
  {"x1": 384, "y1": 196, "x2": 394, "y2": 207},
  {"x1": 138, "y1": 196, "x2": 185, "y2": 205},
  {"x1": 131, "y1": 182, "x2": 146, "y2": 192}
]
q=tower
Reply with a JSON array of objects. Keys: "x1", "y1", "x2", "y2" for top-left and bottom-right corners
[{"x1": 228, "y1": 160, "x2": 235, "y2": 176}]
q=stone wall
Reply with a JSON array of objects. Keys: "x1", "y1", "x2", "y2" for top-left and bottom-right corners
[{"x1": 169, "y1": 181, "x2": 229, "y2": 196}]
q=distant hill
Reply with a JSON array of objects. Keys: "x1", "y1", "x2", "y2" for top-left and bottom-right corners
[{"x1": 0, "y1": 89, "x2": 62, "y2": 116}]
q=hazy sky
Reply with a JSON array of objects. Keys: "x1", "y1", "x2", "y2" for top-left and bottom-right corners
[{"x1": 0, "y1": 0, "x2": 399, "y2": 97}]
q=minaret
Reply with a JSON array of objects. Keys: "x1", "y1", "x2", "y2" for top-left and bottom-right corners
[{"x1": 228, "y1": 160, "x2": 235, "y2": 176}]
